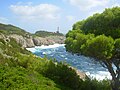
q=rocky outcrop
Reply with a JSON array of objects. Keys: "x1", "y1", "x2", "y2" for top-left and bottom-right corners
[
  {"x1": 33, "y1": 37, "x2": 52, "y2": 46},
  {"x1": 69, "y1": 66, "x2": 87, "y2": 80},
  {"x1": 46, "y1": 36, "x2": 65, "y2": 44},
  {"x1": 33, "y1": 36, "x2": 65, "y2": 46},
  {"x1": 0, "y1": 33, "x2": 65, "y2": 48},
  {"x1": 8, "y1": 34, "x2": 35, "y2": 48},
  {"x1": 76, "y1": 70, "x2": 87, "y2": 80}
]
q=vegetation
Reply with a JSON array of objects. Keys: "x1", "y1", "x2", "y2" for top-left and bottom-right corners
[
  {"x1": 73, "y1": 6, "x2": 120, "y2": 39},
  {"x1": 0, "y1": 23, "x2": 64, "y2": 38},
  {"x1": 65, "y1": 7, "x2": 120, "y2": 90},
  {"x1": 0, "y1": 35, "x2": 111, "y2": 90},
  {"x1": 0, "y1": 38, "x2": 71, "y2": 90},
  {"x1": 0, "y1": 23, "x2": 30, "y2": 37},
  {"x1": 34, "y1": 31, "x2": 64, "y2": 37}
]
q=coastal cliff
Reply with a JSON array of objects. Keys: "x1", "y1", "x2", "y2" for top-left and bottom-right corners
[
  {"x1": 0, "y1": 23, "x2": 65, "y2": 48},
  {"x1": 0, "y1": 33, "x2": 65, "y2": 48}
]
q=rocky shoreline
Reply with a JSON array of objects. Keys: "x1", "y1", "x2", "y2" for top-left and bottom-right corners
[
  {"x1": 0, "y1": 33, "x2": 65, "y2": 48},
  {"x1": 0, "y1": 33, "x2": 87, "y2": 80}
]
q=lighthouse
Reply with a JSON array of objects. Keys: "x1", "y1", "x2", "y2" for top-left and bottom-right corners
[{"x1": 56, "y1": 27, "x2": 60, "y2": 33}]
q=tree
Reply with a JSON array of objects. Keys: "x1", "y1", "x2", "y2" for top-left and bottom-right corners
[
  {"x1": 65, "y1": 33, "x2": 120, "y2": 90},
  {"x1": 72, "y1": 20, "x2": 85, "y2": 30},
  {"x1": 66, "y1": 6, "x2": 120, "y2": 90},
  {"x1": 81, "y1": 35, "x2": 114, "y2": 60},
  {"x1": 73, "y1": 7, "x2": 120, "y2": 39},
  {"x1": 65, "y1": 30, "x2": 94, "y2": 54},
  {"x1": 65, "y1": 37, "x2": 73, "y2": 52},
  {"x1": 81, "y1": 35, "x2": 120, "y2": 90},
  {"x1": 66, "y1": 30, "x2": 82, "y2": 39}
]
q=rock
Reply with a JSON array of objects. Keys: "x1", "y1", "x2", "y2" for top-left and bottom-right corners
[
  {"x1": 0, "y1": 33, "x2": 65, "y2": 48},
  {"x1": 33, "y1": 37, "x2": 51, "y2": 46},
  {"x1": 69, "y1": 66, "x2": 87, "y2": 80},
  {"x1": 46, "y1": 36, "x2": 65, "y2": 44},
  {"x1": 25, "y1": 37, "x2": 35, "y2": 48},
  {"x1": 76, "y1": 70, "x2": 87, "y2": 80},
  {"x1": 33, "y1": 36, "x2": 65, "y2": 46},
  {"x1": 8, "y1": 34, "x2": 35, "y2": 48},
  {"x1": 8, "y1": 34, "x2": 26, "y2": 47}
]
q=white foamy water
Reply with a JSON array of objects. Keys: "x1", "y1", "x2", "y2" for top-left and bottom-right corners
[
  {"x1": 26, "y1": 44, "x2": 112, "y2": 80},
  {"x1": 86, "y1": 71, "x2": 111, "y2": 80},
  {"x1": 26, "y1": 44, "x2": 65, "y2": 52},
  {"x1": 26, "y1": 48, "x2": 36, "y2": 53},
  {"x1": 35, "y1": 44, "x2": 65, "y2": 49}
]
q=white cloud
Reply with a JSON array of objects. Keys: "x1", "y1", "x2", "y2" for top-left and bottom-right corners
[
  {"x1": 66, "y1": 15, "x2": 75, "y2": 21},
  {"x1": 10, "y1": 3, "x2": 61, "y2": 22},
  {"x1": 0, "y1": 17, "x2": 9, "y2": 24},
  {"x1": 65, "y1": 0, "x2": 110, "y2": 10}
]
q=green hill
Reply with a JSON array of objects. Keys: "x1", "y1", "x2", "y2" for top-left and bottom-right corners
[
  {"x1": 0, "y1": 38, "x2": 77, "y2": 90},
  {"x1": 0, "y1": 23, "x2": 64, "y2": 38},
  {"x1": 35, "y1": 31, "x2": 64, "y2": 37},
  {"x1": 0, "y1": 23, "x2": 30, "y2": 36}
]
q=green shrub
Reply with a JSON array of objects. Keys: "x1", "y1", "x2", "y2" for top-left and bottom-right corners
[
  {"x1": 41, "y1": 60, "x2": 82, "y2": 89},
  {"x1": 115, "y1": 38, "x2": 120, "y2": 51},
  {"x1": 80, "y1": 78, "x2": 111, "y2": 90}
]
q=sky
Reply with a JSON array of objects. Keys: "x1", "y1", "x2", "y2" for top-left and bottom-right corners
[{"x1": 0, "y1": 0, "x2": 120, "y2": 34}]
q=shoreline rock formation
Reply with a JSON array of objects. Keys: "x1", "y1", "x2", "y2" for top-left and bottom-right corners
[{"x1": 0, "y1": 33, "x2": 65, "y2": 48}]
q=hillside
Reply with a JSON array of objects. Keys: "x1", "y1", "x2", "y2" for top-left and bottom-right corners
[
  {"x1": 35, "y1": 31, "x2": 64, "y2": 37},
  {"x1": 0, "y1": 23, "x2": 64, "y2": 37},
  {"x1": 0, "y1": 38, "x2": 79, "y2": 90},
  {"x1": 0, "y1": 23, "x2": 65, "y2": 47},
  {"x1": 0, "y1": 23, "x2": 30, "y2": 36}
]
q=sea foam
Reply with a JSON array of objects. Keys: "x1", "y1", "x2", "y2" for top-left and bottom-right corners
[
  {"x1": 35, "y1": 44, "x2": 65, "y2": 49},
  {"x1": 86, "y1": 71, "x2": 112, "y2": 80},
  {"x1": 26, "y1": 44, "x2": 65, "y2": 53}
]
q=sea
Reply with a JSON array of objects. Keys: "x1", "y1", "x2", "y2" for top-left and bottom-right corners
[{"x1": 26, "y1": 44, "x2": 111, "y2": 80}]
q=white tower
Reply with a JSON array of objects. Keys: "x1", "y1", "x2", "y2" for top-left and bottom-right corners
[{"x1": 57, "y1": 27, "x2": 59, "y2": 33}]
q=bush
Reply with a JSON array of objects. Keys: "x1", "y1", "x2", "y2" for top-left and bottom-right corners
[
  {"x1": 115, "y1": 38, "x2": 120, "y2": 51},
  {"x1": 41, "y1": 60, "x2": 82, "y2": 90},
  {"x1": 80, "y1": 78, "x2": 111, "y2": 90},
  {"x1": 40, "y1": 60, "x2": 111, "y2": 90}
]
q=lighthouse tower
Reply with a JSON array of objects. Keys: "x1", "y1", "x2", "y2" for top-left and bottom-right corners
[{"x1": 56, "y1": 27, "x2": 60, "y2": 33}]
